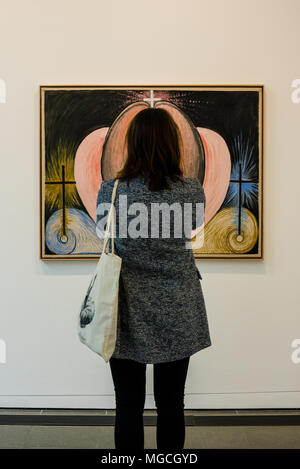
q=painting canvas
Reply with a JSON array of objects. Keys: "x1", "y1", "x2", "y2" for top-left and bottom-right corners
[{"x1": 39, "y1": 85, "x2": 263, "y2": 260}]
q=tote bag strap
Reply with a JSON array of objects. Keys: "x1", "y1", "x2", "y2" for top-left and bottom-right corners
[{"x1": 102, "y1": 178, "x2": 119, "y2": 255}]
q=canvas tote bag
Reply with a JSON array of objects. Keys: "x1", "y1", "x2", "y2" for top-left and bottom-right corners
[{"x1": 77, "y1": 178, "x2": 122, "y2": 362}]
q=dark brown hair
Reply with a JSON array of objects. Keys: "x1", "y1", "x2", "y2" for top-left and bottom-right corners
[{"x1": 115, "y1": 107, "x2": 185, "y2": 191}]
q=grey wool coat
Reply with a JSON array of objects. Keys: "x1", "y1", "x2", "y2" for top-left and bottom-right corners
[{"x1": 96, "y1": 175, "x2": 212, "y2": 364}]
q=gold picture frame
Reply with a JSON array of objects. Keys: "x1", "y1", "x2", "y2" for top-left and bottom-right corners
[{"x1": 39, "y1": 84, "x2": 263, "y2": 260}]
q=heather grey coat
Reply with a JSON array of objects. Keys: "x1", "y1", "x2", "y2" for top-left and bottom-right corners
[{"x1": 96, "y1": 175, "x2": 212, "y2": 364}]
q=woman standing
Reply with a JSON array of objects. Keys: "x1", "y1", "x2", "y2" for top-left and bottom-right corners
[{"x1": 96, "y1": 107, "x2": 212, "y2": 451}]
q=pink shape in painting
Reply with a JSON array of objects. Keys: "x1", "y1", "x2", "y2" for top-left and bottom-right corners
[
  {"x1": 74, "y1": 128, "x2": 109, "y2": 222},
  {"x1": 191, "y1": 128, "x2": 231, "y2": 237},
  {"x1": 75, "y1": 126, "x2": 231, "y2": 232}
]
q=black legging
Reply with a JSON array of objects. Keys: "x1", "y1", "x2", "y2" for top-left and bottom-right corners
[{"x1": 109, "y1": 355, "x2": 190, "y2": 450}]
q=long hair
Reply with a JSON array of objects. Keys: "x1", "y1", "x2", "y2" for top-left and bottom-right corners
[{"x1": 115, "y1": 107, "x2": 185, "y2": 191}]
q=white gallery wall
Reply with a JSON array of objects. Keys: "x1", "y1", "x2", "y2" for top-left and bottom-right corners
[{"x1": 0, "y1": 0, "x2": 300, "y2": 408}]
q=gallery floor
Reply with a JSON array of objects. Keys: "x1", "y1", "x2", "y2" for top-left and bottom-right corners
[{"x1": 0, "y1": 409, "x2": 300, "y2": 449}]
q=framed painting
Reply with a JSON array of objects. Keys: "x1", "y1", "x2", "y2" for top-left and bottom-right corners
[{"x1": 39, "y1": 84, "x2": 263, "y2": 260}]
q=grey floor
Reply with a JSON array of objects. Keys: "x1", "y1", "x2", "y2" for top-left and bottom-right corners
[{"x1": 1, "y1": 409, "x2": 300, "y2": 449}]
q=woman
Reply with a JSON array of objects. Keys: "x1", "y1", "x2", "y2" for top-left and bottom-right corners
[{"x1": 96, "y1": 107, "x2": 212, "y2": 451}]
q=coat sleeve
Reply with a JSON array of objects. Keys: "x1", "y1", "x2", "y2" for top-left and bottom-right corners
[
  {"x1": 96, "y1": 181, "x2": 112, "y2": 236},
  {"x1": 190, "y1": 179, "x2": 206, "y2": 231}
]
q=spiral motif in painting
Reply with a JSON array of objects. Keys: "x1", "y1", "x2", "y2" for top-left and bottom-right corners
[
  {"x1": 192, "y1": 207, "x2": 258, "y2": 254},
  {"x1": 45, "y1": 208, "x2": 103, "y2": 255}
]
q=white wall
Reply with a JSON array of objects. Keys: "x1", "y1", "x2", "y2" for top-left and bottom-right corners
[{"x1": 0, "y1": 0, "x2": 300, "y2": 409}]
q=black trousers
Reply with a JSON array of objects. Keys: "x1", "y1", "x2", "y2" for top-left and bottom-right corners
[{"x1": 109, "y1": 355, "x2": 190, "y2": 450}]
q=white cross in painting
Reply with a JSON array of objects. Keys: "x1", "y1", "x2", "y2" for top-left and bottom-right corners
[
  {"x1": 0, "y1": 79, "x2": 6, "y2": 103},
  {"x1": 143, "y1": 90, "x2": 161, "y2": 108}
]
